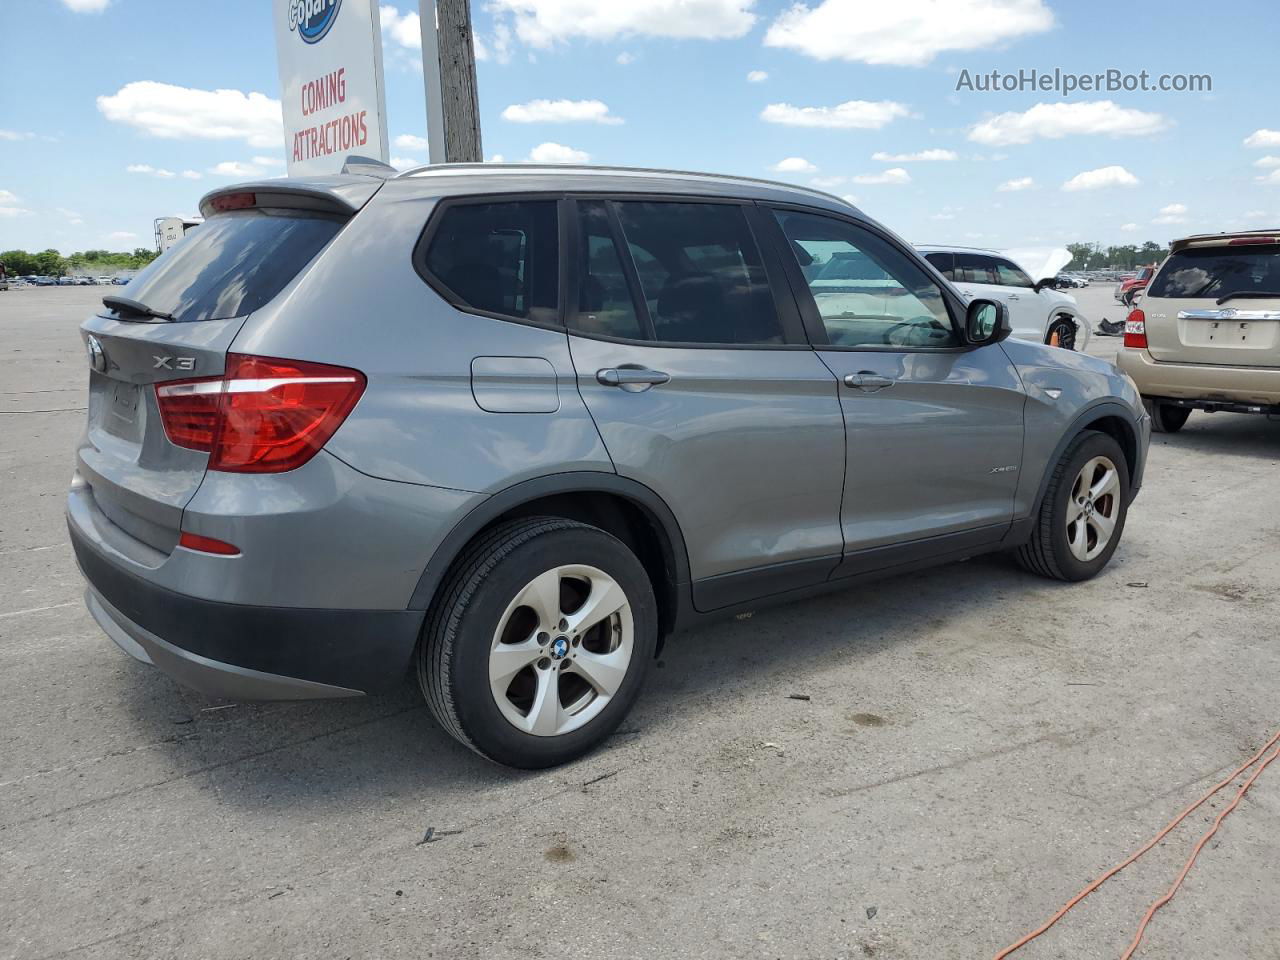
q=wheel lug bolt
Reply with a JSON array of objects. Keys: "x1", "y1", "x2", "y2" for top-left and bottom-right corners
[
  {"x1": 558, "y1": 618, "x2": 568, "y2": 631},
  {"x1": 537, "y1": 632, "x2": 550, "y2": 645},
  {"x1": 537, "y1": 657, "x2": 551, "y2": 670},
  {"x1": 571, "y1": 636, "x2": 581, "y2": 647}
]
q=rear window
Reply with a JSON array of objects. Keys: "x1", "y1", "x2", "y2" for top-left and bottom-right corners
[
  {"x1": 1147, "y1": 244, "x2": 1280, "y2": 299},
  {"x1": 115, "y1": 210, "x2": 343, "y2": 322},
  {"x1": 421, "y1": 200, "x2": 559, "y2": 323}
]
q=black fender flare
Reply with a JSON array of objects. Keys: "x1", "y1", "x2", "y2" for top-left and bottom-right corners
[
  {"x1": 1028, "y1": 400, "x2": 1144, "y2": 517},
  {"x1": 407, "y1": 471, "x2": 692, "y2": 611}
]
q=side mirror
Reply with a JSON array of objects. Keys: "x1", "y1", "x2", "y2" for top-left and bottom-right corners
[{"x1": 965, "y1": 298, "x2": 1012, "y2": 346}]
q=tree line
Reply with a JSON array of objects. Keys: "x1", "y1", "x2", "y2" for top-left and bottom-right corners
[
  {"x1": 1066, "y1": 241, "x2": 1170, "y2": 272},
  {"x1": 0, "y1": 248, "x2": 160, "y2": 277}
]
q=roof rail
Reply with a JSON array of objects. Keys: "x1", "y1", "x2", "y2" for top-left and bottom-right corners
[
  {"x1": 397, "y1": 161, "x2": 855, "y2": 208},
  {"x1": 341, "y1": 155, "x2": 398, "y2": 179}
]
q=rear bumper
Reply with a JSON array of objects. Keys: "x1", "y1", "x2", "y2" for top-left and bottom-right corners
[
  {"x1": 70, "y1": 519, "x2": 424, "y2": 699},
  {"x1": 1118, "y1": 348, "x2": 1280, "y2": 406}
]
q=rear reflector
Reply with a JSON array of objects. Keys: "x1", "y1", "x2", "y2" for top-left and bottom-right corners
[
  {"x1": 1124, "y1": 308, "x2": 1148, "y2": 349},
  {"x1": 156, "y1": 354, "x2": 366, "y2": 473},
  {"x1": 178, "y1": 531, "x2": 241, "y2": 556},
  {"x1": 209, "y1": 192, "x2": 256, "y2": 212}
]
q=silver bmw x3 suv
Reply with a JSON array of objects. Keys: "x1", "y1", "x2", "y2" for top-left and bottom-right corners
[{"x1": 68, "y1": 162, "x2": 1150, "y2": 767}]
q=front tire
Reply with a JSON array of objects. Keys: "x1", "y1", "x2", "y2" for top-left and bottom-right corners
[
  {"x1": 1144, "y1": 398, "x2": 1191, "y2": 434},
  {"x1": 1046, "y1": 316, "x2": 1077, "y2": 350},
  {"x1": 1015, "y1": 431, "x2": 1130, "y2": 582},
  {"x1": 419, "y1": 517, "x2": 658, "y2": 768}
]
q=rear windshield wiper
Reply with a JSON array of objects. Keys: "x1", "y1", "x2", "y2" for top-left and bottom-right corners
[
  {"x1": 102, "y1": 295, "x2": 174, "y2": 321},
  {"x1": 1215, "y1": 290, "x2": 1280, "y2": 304}
]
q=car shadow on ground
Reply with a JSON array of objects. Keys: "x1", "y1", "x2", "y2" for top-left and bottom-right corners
[
  {"x1": 1152, "y1": 412, "x2": 1280, "y2": 460},
  {"x1": 118, "y1": 550, "x2": 1026, "y2": 809}
]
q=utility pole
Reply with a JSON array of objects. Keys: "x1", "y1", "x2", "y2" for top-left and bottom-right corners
[{"x1": 419, "y1": 0, "x2": 482, "y2": 163}]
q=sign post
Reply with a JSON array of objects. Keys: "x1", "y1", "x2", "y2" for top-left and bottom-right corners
[
  {"x1": 274, "y1": 0, "x2": 391, "y2": 176},
  {"x1": 418, "y1": 0, "x2": 483, "y2": 163}
]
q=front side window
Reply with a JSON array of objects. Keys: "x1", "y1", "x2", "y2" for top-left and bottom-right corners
[
  {"x1": 994, "y1": 258, "x2": 1035, "y2": 289},
  {"x1": 613, "y1": 201, "x2": 783, "y2": 345},
  {"x1": 774, "y1": 210, "x2": 957, "y2": 349},
  {"x1": 422, "y1": 200, "x2": 558, "y2": 322}
]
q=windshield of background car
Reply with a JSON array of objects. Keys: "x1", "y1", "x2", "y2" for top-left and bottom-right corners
[
  {"x1": 1146, "y1": 244, "x2": 1280, "y2": 298},
  {"x1": 111, "y1": 209, "x2": 345, "y2": 322}
]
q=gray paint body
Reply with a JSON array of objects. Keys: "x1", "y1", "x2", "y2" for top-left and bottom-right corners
[{"x1": 67, "y1": 165, "x2": 1149, "y2": 697}]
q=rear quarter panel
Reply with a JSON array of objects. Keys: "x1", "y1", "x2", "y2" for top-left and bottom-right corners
[{"x1": 230, "y1": 180, "x2": 614, "y2": 494}]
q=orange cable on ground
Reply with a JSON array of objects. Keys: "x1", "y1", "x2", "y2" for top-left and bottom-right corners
[{"x1": 993, "y1": 727, "x2": 1280, "y2": 960}]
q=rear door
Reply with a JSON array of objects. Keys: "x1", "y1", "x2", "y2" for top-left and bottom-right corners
[
  {"x1": 768, "y1": 209, "x2": 1024, "y2": 564},
  {"x1": 1142, "y1": 241, "x2": 1280, "y2": 366},
  {"x1": 566, "y1": 197, "x2": 846, "y2": 609},
  {"x1": 76, "y1": 201, "x2": 350, "y2": 555}
]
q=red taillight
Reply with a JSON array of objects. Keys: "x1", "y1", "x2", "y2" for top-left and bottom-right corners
[
  {"x1": 1123, "y1": 308, "x2": 1148, "y2": 349},
  {"x1": 178, "y1": 531, "x2": 241, "y2": 555},
  {"x1": 210, "y1": 192, "x2": 256, "y2": 212},
  {"x1": 155, "y1": 354, "x2": 365, "y2": 473}
]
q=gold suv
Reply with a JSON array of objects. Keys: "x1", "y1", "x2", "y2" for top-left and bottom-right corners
[{"x1": 1118, "y1": 230, "x2": 1280, "y2": 432}]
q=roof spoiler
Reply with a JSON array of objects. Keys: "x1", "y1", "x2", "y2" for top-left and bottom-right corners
[{"x1": 341, "y1": 155, "x2": 398, "y2": 179}]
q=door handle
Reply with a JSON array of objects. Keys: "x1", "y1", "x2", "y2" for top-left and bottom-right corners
[
  {"x1": 1007, "y1": 294, "x2": 1020, "y2": 300},
  {"x1": 596, "y1": 366, "x2": 671, "y2": 390},
  {"x1": 843, "y1": 373, "x2": 895, "y2": 391}
]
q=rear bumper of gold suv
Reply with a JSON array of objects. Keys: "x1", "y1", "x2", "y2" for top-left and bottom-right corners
[{"x1": 1117, "y1": 347, "x2": 1280, "y2": 409}]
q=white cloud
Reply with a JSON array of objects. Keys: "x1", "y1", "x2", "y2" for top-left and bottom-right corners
[
  {"x1": 0, "y1": 190, "x2": 21, "y2": 205},
  {"x1": 930, "y1": 212, "x2": 955, "y2": 220},
  {"x1": 489, "y1": 0, "x2": 756, "y2": 46},
  {"x1": 747, "y1": 70, "x2": 768, "y2": 83},
  {"x1": 969, "y1": 100, "x2": 1168, "y2": 146},
  {"x1": 1241, "y1": 210, "x2": 1272, "y2": 221},
  {"x1": 810, "y1": 175, "x2": 846, "y2": 188},
  {"x1": 761, "y1": 100, "x2": 909, "y2": 130},
  {"x1": 380, "y1": 5, "x2": 421, "y2": 48},
  {"x1": 1244, "y1": 129, "x2": 1280, "y2": 149},
  {"x1": 502, "y1": 99, "x2": 623, "y2": 124},
  {"x1": 1153, "y1": 203, "x2": 1187, "y2": 224},
  {"x1": 1258, "y1": 169, "x2": 1280, "y2": 186},
  {"x1": 61, "y1": 0, "x2": 110, "y2": 11},
  {"x1": 871, "y1": 148, "x2": 956, "y2": 162},
  {"x1": 851, "y1": 167, "x2": 911, "y2": 185},
  {"x1": 1254, "y1": 156, "x2": 1280, "y2": 169},
  {"x1": 772, "y1": 156, "x2": 817, "y2": 173},
  {"x1": 106, "y1": 231, "x2": 138, "y2": 243},
  {"x1": 488, "y1": 154, "x2": 506, "y2": 162},
  {"x1": 763, "y1": 0, "x2": 1053, "y2": 67},
  {"x1": 98, "y1": 81, "x2": 283, "y2": 149},
  {"x1": 251, "y1": 156, "x2": 285, "y2": 167},
  {"x1": 527, "y1": 141, "x2": 591, "y2": 163},
  {"x1": 390, "y1": 156, "x2": 423, "y2": 169},
  {"x1": 395, "y1": 133, "x2": 429, "y2": 151},
  {"x1": 0, "y1": 190, "x2": 32, "y2": 217},
  {"x1": 1120, "y1": 223, "x2": 1139, "y2": 232},
  {"x1": 616, "y1": 51, "x2": 635, "y2": 64},
  {"x1": 209, "y1": 160, "x2": 276, "y2": 178},
  {"x1": 1061, "y1": 165, "x2": 1139, "y2": 191},
  {"x1": 127, "y1": 163, "x2": 176, "y2": 179},
  {"x1": 997, "y1": 176, "x2": 1034, "y2": 192},
  {"x1": 181, "y1": 170, "x2": 203, "y2": 180},
  {"x1": 0, "y1": 129, "x2": 36, "y2": 141}
]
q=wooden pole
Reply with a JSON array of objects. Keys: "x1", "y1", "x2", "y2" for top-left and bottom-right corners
[{"x1": 419, "y1": 0, "x2": 482, "y2": 163}]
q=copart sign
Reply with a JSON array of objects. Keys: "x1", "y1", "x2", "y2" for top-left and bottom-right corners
[{"x1": 274, "y1": 0, "x2": 389, "y2": 175}]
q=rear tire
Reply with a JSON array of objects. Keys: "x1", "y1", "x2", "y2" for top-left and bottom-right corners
[
  {"x1": 1015, "y1": 431, "x2": 1130, "y2": 582},
  {"x1": 1144, "y1": 398, "x2": 1191, "y2": 434},
  {"x1": 418, "y1": 517, "x2": 658, "y2": 769}
]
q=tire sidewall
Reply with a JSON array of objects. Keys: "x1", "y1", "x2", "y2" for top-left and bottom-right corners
[
  {"x1": 446, "y1": 526, "x2": 657, "y2": 768},
  {"x1": 1046, "y1": 433, "x2": 1131, "y2": 580}
]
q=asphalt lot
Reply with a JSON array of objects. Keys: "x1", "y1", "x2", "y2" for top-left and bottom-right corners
[{"x1": 2, "y1": 284, "x2": 1278, "y2": 960}]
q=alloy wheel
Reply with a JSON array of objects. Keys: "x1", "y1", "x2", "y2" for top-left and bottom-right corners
[
  {"x1": 1066, "y1": 455, "x2": 1120, "y2": 562},
  {"x1": 488, "y1": 564, "x2": 633, "y2": 737}
]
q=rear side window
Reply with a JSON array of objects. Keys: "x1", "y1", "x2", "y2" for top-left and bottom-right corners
[
  {"x1": 115, "y1": 210, "x2": 343, "y2": 322},
  {"x1": 613, "y1": 201, "x2": 783, "y2": 345},
  {"x1": 422, "y1": 201, "x2": 559, "y2": 323},
  {"x1": 1147, "y1": 244, "x2": 1280, "y2": 299},
  {"x1": 922, "y1": 252, "x2": 955, "y2": 279},
  {"x1": 572, "y1": 200, "x2": 645, "y2": 340},
  {"x1": 954, "y1": 254, "x2": 1000, "y2": 285}
]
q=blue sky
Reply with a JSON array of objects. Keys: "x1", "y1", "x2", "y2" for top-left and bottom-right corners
[{"x1": 2, "y1": 0, "x2": 1278, "y2": 255}]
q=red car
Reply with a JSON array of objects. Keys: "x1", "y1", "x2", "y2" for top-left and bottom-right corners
[{"x1": 1114, "y1": 264, "x2": 1156, "y2": 306}]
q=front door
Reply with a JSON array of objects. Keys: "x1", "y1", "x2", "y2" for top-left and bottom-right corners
[
  {"x1": 768, "y1": 208, "x2": 1025, "y2": 570},
  {"x1": 565, "y1": 198, "x2": 846, "y2": 609}
]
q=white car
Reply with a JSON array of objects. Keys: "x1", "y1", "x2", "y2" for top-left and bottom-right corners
[{"x1": 917, "y1": 245, "x2": 1090, "y2": 351}]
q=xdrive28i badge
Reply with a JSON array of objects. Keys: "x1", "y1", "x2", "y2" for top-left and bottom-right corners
[{"x1": 288, "y1": 0, "x2": 342, "y2": 44}]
